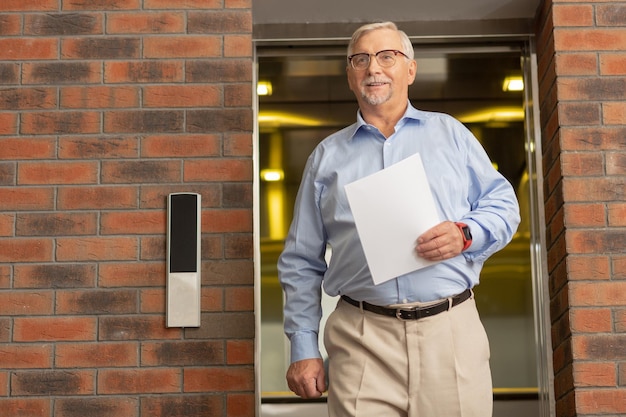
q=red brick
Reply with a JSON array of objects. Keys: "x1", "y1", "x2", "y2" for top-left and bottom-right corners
[
  {"x1": 555, "y1": 53, "x2": 597, "y2": 75},
  {"x1": 0, "y1": 88, "x2": 57, "y2": 110},
  {"x1": 61, "y1": 37, "x2": 141, "y2": 59},
  {"x1": 13, "y1": 317, "x2": 97, "y2": 342},
  {"x1": 98, "y1": 316, "x2": 180, "y2": 341},
  {"x1": 0, "y1": 38, "x2": 57, "y2": 60},
  {"x1": 24, "y1": 13, "x2": 103, "y2": 36},
  {"x1": 55, "y1": 398, "x2": 138, "y2": 417},
  {"x1": 604, "y1": 102, "x2": 626, "y2": 125},
  {"x1": 144, "y1": 0, "x2": 222, "y2": 9},
  {"x1": 597, "y1": 4, "x2": 626, "y2": 26},
  {"x1": 600, "y1": 53, "x2": 626, "y2": 75},
  {"x1": 560, "y1": 152, "x2": 603, "y2": 176},
  {"x1": 21, "y1": 112, "x2": 101, "y2": 135},
  {"x1": 555, "y1": 28, "x2": 626, "y2": 51},
  {"x1": 224, "y1": 287, "x2": 253, "y2": 311},
  {"x1": 615, "y1": 309, "x2": 626, "y2": 332},
  {"x1": 100, "y1": 211, "x2": 164, "y2": 234},
  {"x1": 101, "y1": 160, "x2": 181, "y2": 183},
  {"x1": 573, "y1": 362, "x2": 616, "y2": 387},
  {"x1": 202, "y1": 209, "x2": 252, "y2": 233},
  {"x1": 22, "y1": 62, "x2": 102, "y2": 85},
  {"x1": 99, "y1": 262, "x2": 165, "y2": 287},
  {"x1": 0, "y1": 291, "x2": 53, "y2": 315},
  {"x1": 0, "y1": 213, "x2": 14, "y2": 237},
  {"x1": 183, "y1": 367, "x2": 254, "y2": 392},
  {"x1": 225, "y1": 0, "x2": 251, "y2": 8},
  {"x1": 553, "y1": 4, "x2": 594, "y2": 26},
  {"x1": 0, "y1": 371, "x2": 7, "y2": 394},
  {"x1": 139, "y1": 288, "x2": 165, "y2": 313},
  {"x1": 98, "y1": 368, "x2": 181, "y2": 394},
  {"x1": 141, "y1": 134, "x2": 221, "y2": 158},
  {"x1": 56, "y1": 237, "x2": 138, "y2": 261},
  {"x1": 104, "y1": 61, "x2": 184, "y2": 83},
  {"x1": 0, "y1": 399, "x2": 51, "y2": 417},
  {"x1": 0, "y1": 113, "x2": 18, "y2": 135},
  {"x1": 59, "y1": 136, "x2": 139, "y2": 159},
  {"x1": 564, "y1": 203, "x2": 606, "y2": 227},
  {"x1": 225, "y1": 35, "x2": 252, "y2": 57},
  {"x1": 201, "y1": 287, "x2": 223, "y2": 312},
  {"x1": 226, "y1": 340, "x2": 254, "y2": 365},
  {"x1": 143, "y1": 36, "x2": 221, "y2": 58},
  {"x1": 615, "y1": 257, "x2": 626, "y2": 280},
  {"x1": 143, "y1": 85, "x2": 221, "y2": 108},
  {"x1": 140, "y1": 395, "x2": 222, "y2": 417},
  {"x1": 16, "y1": 212, "x2": 97, "y2": 236},
  {"x1": 0, "y1": 137, "x2": 56, "y2": 159},
  {"x1": 570, "y1": 308, "x2": 612, "y2": 332},
  {"x1": 227, "y1": 393, "x2": 255, "y2": 417},
  {"x1": 106, "y1": 12, "x2": 185, "y2": 34},
  {"x1": 576, "y1": 389, "x2": 626, "y2": 414},
  {"x1": 567, "y1": 255, "x2": 610, "y2": 280},
  {"x1": 563, "y1": 177, "x2": 625, "y2": 202},
  {"x1": 570, "y1": 281, "x2": 626, "y2": 307},
  {"x1": 14, "y1": 264, "x2": 97, "y2": 289},
  {"x1": 608, "y1": 203, "x2": 626, "y2": 227},
  {"x1": 60, "y1": 86, "x2": 139, "y2": 109},
  {"x1": 0, "y1": 187, "x2": 54, "y2": 210},
  {"x1": 56, "y1": 289, "x2": 138, "y2": 314},
  {"x1": 141, "y1": 341, "x2": 224, "y2": 366},
  {"x1": 55, "y1": 342, "x2": 138, "y2": 368},
  {"x1": 104, "y1": 110, "x2": 184, "y2": 134},
  {"x1": 18, "y1": 161, "x2": 98, "y2": 185},
  {"x1": 225, "y1": 84, "x2": 252, "y2": 107},
  {"x1": 0, "y1": 344, "x2": 53, "y2": 368},
  {"x1": 0, "y1": 238, "x2": 53, "y2": 262},
  {"x1": 11, "y1": 370, "x2": 95, "y2": 395},
  {"x1": 560, "y1": 126, "x2": 626, "y2": 151},
  {"x1": 184, "y1": 159, "x2": 252, "y2": 182},
  {"x1": 62, "y1": 0, "x2": 141, "y2": 10},
  {"x1": 57, "y1": 186, "x2": 138, "y2": 210},
  {"x1": 0, "y1": 14, "x2": 22, "y2": 35},
  {"x1": 188, "y1": 10, "x2": 252, "y2": 34},
  {"x1": 224, "y1": 133, "x2": 253, "y2": 156}
]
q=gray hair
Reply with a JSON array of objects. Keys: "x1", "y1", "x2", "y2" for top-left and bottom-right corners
[{"x1": 347, "y1": 22, "x2": 414, "y2": 59}]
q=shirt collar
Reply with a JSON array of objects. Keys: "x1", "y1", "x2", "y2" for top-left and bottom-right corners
[{"x1": 349, "y1": 101, "x2": 429, "y2": 140}]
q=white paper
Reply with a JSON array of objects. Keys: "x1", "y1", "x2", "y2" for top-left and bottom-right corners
[{"x1": 344, "y1": 153, "x2": 441, "y2": 285}]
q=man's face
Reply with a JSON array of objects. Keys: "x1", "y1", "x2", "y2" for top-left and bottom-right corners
[{"x1": 347, "y1": 29, "x2": 417, "y2": 108}]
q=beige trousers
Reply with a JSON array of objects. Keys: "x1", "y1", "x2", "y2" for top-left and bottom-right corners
[{"x1": 323, "y1": 295, "x2": 493, "y2": 417}]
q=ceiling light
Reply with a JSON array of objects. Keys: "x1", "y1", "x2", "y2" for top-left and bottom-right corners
[
  {"x1": 260, "y1": 169, "x2": 284, "y2": 182},
  {"x1": 503, "y1": 76, "x2": 524, "y2": 92},
  {"x1": 257, "y1": 81, "x2": 273, "y2": 96}
]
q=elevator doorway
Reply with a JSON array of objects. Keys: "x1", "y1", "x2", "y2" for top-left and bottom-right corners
[{"x1": 256, "y1": 40, "x2": 550, "y2": 417}]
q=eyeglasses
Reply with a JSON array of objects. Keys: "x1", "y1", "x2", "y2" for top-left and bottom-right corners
[{"x1": 347, "y1": 49, "x2": 409, "y2": 70}]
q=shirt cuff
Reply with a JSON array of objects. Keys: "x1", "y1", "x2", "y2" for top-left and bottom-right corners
[{"x1": 289, "y1": 331, "x2": 322, "y2": 363}]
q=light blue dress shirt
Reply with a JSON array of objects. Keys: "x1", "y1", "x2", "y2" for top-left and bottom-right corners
[{"x1": 278, "y1": 102, "x2": 521, "y2": 362}]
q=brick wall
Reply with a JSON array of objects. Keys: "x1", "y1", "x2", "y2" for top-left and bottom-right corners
[
  {"x1": 535, "y1": 0, "x2": 626, "y2": 416},
  {"x1": 0, "y1": 1, "x2": 254, "y2": 417}
]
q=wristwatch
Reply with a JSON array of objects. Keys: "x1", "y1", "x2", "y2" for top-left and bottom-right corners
[{"x1": 455, "y1": 222, "x2": 472, "y2": 251}]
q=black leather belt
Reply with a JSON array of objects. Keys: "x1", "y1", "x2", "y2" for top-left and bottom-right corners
[{"x1": 341, "y1": 289, "x2": 472, "y2": 320}]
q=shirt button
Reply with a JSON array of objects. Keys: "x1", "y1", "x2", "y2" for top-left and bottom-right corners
[{"x1": 402, "y1": 298, "x2": 408, "y2": 304}]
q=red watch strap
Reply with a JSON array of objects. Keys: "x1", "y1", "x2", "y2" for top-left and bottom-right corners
[{"x1": 455, "y1": 222, "x2": 472, "y2": 251}]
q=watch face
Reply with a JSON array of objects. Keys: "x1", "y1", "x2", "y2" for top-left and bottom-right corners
[{"x1": 462, "y1": 226, "x2": 472, "y2": 240}]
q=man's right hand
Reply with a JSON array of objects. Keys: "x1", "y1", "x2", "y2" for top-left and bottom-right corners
[{"x1": 286, "y1": 358, "x2": 326, "y2": 399}]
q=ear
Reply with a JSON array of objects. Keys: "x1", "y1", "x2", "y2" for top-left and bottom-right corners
[{"x1": 407, "y1": 59, "x2": 417, "y2": 85}]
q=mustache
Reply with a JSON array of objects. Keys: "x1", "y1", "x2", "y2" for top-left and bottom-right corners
[{"x1": 361, "y1": 76, "x2": 392, "y2": 86}]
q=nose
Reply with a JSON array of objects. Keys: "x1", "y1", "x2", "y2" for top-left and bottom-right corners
[{"x1": 366, "y1": 55, "x2": 383, "y2": 73}]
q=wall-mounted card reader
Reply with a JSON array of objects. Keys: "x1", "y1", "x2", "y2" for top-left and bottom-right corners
[{"x1": 166, "y1": 193, "x2": 201, "y2": 328}]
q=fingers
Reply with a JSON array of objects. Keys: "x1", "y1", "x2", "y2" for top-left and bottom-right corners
[
  {"x1": 416, "y1": 221, "x2": 463, "y2": 260},
  {"x1": 286, "y1": 358, "x2": 326, "y2": 399}
]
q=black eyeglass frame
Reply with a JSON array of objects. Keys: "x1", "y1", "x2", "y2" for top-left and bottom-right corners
[{"x1": 347, "y1": 49, "x2": 410, "y2": 70}]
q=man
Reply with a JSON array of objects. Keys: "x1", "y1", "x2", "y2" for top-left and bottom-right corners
[{"x1": 277, "y1": 21, "x2": 520, "y2": 417}]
